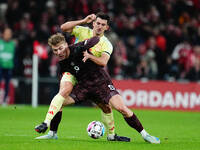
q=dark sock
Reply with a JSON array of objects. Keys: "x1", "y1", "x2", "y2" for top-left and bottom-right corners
[
  {"x1": 124, "y1": 113, "x2": 144, "y2": 133},
  {"x1": 50, "y1": 111, "x2": 62, "y2": 132}
]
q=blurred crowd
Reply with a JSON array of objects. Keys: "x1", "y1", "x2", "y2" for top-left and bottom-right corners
[{"x1": 1, "y1": 0, "x2": 200, "y2": 81}]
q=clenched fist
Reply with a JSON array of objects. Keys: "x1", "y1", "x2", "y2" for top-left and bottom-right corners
[{"x1": 84, "y1": 14, "x2": 96, "y2": 24}]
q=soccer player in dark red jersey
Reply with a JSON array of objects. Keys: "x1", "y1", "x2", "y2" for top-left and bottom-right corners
[{"x1": 35, "y1": 33, "x2": 129, "y2": 142}]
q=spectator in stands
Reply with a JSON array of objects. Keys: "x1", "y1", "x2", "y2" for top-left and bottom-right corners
[
  {"x1": 186, "y1": 45, "x2": 200, "y2": 81},
  {"x1": 0, "y1": 27, "x2": 16, "y2": 106},
  {"x1": 146, "y1": 36, "x2": 166, "y2": 79},
  {"x1": 171, "y1": 38, "x2": 192, "y2": 79}
]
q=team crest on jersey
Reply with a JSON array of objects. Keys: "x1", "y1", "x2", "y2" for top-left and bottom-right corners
[
  {"x1": 74, "y1": 66, "x2": 80, "y2": 71},
  {"x1": 70, "y1": 61, "x2": 80, "y2": 73}
]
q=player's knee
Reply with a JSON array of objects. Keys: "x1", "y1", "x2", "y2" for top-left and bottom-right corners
[
  {"x1": 59, "y1": 88, "x2": 71, "y2": 98},
  {"x1": 62, "y1": 96, "x2": 75, "y2": 106},
  {"x1": 102, "y1": 106, "x2": 112, "y2": 113},
  {"x1": 116, "y1": 105, "x2": 125, "y2": 113},
  {"x1": 97, "y1": 103, "x2": 112, "y2": 113},
  {"x1": 99, "y1": 104, "x2": 111, "y2": 113},
  {"x1": 59, "y1": 82, "x2": 73, "y2": 98}
]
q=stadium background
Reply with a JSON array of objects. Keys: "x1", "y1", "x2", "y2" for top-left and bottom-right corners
[{"x1": 0, "y1": 0, "x2": 200, "y2": 111}]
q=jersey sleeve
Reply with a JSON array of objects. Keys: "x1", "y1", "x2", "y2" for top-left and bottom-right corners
[
  {"x1": 102, "y1": 40, "x2": 113, "y2": 56},
  {"x1": 71, "y1": 26, "x2": 90, "y2": 40}
]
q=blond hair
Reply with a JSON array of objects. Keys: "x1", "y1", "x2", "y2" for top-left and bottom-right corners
[{"x1": 48, "y1": 33, "x2": 66, "y2": 47}]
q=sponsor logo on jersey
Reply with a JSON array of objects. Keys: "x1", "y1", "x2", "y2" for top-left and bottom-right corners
[{"x1": 108, "y1": 85, "x2": 115, "y2": 90}]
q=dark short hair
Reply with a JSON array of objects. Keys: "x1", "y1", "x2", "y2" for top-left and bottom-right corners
[{"x1": 96, "y1": 12, "x2": 110, "y2": 25}]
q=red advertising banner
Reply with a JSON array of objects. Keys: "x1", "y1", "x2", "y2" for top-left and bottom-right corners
[
  {"x1": 112, "y1": 80, "x2": 200, "y2": 111},
  {"x1": 0, "y1": 81, "x2": 15, "y2": 104}
]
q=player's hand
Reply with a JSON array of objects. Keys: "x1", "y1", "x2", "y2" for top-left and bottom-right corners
[
  {"x1": 82, "y1": 51, "x2": 90, "y2": 62},
  {"x1": 84, "y1": 14, "x2": 96, "y2": 24}
]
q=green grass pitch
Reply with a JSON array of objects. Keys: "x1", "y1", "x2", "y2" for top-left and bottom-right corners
[{"x1": 0, "y1": 105, "x2": 199, "y2": 150}]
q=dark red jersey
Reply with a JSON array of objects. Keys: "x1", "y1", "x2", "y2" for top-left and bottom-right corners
[{"x1": 58, "y1": 36, "x2": 100, "y2": 80}]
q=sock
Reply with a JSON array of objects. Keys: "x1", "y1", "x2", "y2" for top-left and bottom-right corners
[
  {"x1": 44, "y1": 94, "x2": 65, "y2": 126},
  {"x1": 50, "y1": 111, "x2": 62, "y2": 132},
  {"x1": 124, "y1": 113, "x2": 144, "y2": 133},
  {"x1": 101, "y1": 111, "x2": 115, "y2": 136},
  {"x1": 48, "y1": 130, "x2": 57, "y2": 136},
  {"x1": 140, "y1": 129, "x2": 148, "y2": 138}
]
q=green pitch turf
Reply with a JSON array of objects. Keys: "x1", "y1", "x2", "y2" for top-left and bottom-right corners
[{"x1": 0, "y1": 105, "x2": 199, "y2": 150}]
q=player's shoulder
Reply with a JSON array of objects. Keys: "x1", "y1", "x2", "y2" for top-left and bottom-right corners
[
  {"x1": 100, "y1": 36, "x2": 113, "y2": 47},
  {"x1": 74, "y1": 25, "x2": 92, "y2": 32},
  {"x1": 101, "y1": 35, "x2": 111, "y2": 43}
]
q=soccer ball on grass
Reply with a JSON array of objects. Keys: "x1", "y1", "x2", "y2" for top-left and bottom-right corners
[{"x1": 87, "y1": 121, "x2": 105, "y2": 139}]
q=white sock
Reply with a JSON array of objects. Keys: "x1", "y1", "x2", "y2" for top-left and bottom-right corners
[
  {"x1": 44, "y1": 120, "x2": 50, "y2": 127},
  {"x1": 101, "y1": 111, "x2": 115, "y2": 135},
  {"x1": 107, "y1": 134, "x2": 115, "y2": 139},
  {"x1": 48, "y1": 130, "x2": 57, "y2": 136},
  {"x1": 44, "y1": 94, "x2": 65, "y2": 127},
  {"x1": 140, "y1": 129, "x2": 148, "y2": 138}
]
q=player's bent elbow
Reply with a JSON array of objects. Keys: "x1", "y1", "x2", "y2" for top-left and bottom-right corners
[
  {"x1": 97, "y1": 62, "x2": 106, "y2": 67},
  {"x1": 60, "y1": 25, "x2": 66, "y2": 32},
  {"x1": 93, "y1": 60, "x2": 106, "y2": 67},
  {"x1": 60, "y1": 25, "x2": 71, "y2": 33},
  {"x1": 97, "y1": 60, "x2": 107, "y2": 67},
  {"x1": 100, "y1": 57, "x2": 109, "y2": 67},
  {"x1": 102, "y1": 63, "x2": 107, "y2": 67}
]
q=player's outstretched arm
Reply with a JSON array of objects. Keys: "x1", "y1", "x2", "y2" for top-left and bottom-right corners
[
  {"x1": 60, "y1": 14, "x2": 96, "y2": 33},
  {"x1": 83, "y1": 36, "x2": 99, "y2": 50},
  {"x1": 83, "y1": 51, "x2": 110, "y2": 67}
]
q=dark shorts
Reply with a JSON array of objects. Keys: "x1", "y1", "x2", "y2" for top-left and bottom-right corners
[{"x1": 70, "y1": 68, "x2": 119, "y2": 104}]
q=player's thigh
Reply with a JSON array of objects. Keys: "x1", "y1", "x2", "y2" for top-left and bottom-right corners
[
  {"x1": 59, "y1": 81, "x2": 73, "y2": 98},
  {"x1": 59, "y1": 72, "x2": 77, "y2": 98},
  {"x1": 109, "y1": 94, "x2": 124, "y2": 109},
  {"x1": 109, "y1": 94, "x2": 132, "y2": 117}
]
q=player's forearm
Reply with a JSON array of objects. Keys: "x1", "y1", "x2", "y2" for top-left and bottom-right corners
[
  {"x1": 60, "y1": 19, "x2": 86, "y2": 33},
  {"x1": 88, "y1": 55, "x2": 108, "y2": 67},
  {"x1": 84, "y1": 37, "x2": 100, "y2": 49}
]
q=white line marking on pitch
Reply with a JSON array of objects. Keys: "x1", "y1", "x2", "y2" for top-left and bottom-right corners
[{"x1": 4, "y1": 134, "x2": 32, "y2": 137}]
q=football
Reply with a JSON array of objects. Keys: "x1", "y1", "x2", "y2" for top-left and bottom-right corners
[{"x1": 87, "y1": 121, "x2": 105, "y2": 139}]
